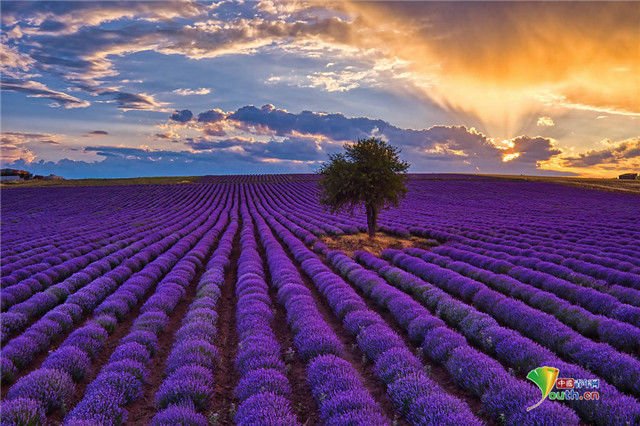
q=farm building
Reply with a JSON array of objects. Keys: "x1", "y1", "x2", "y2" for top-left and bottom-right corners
[
  {"x1": 0, "y1": 168, "x2": 32, "y2": 182},
  {"x1": 35, "y1": 174, "x2": 64, "y2": 181},
  {"x1": 618, "y1": 173, "x2": 638, "y2": 180}
]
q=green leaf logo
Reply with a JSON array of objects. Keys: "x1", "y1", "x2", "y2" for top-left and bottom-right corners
[{"x1": 526, "y1": 366, "x2": 559, "y2": 411}]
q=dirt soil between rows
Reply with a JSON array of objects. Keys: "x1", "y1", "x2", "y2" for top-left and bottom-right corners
[{"x1": 321, "y1": 232, "x2": 438, "y2": 257}]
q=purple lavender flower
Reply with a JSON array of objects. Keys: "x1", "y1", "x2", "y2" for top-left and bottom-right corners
[
  {"x1": 234, "y1": 368, "x2": 292, "y2": 402},
  {"x1": 155, "y1": 365, "x2": 214, "y2": 410},
  {"x1": 6, "y1": 368, "x2": 75, "y2": 414},
  {"x1": 1, "y1": 357, "x2": 18, "y2": 383},
  {"x1": 86, "y1": 370, "x2": 142, "y2": 405},
  {"x1": 121, "y1": 330, "x2": 158, "y2": 355},
  {"x1": 407, "y1": 315, "x2": 446, "y2": 343},
  {"x1": 326, "y1": 408, "x2": 390, "y2": 426},
  {"x1": 174, "y1": 321, "x2": 218, "y2": 345},
  {"x1": 42, "y1": 346, "x2": 91, "y2": 381},
  {"x1": 373, "y1": 347, "x2": 423, "y2": 384},
  {"x1": 166, "y1": 340, "x2": 219, "y2": 374},
  {"x1": 343, "y1": 310, "x2": 383, "y2": 335},
  {"x1": 66, "y1": 387, "x2": 128, "y2": 425},
  {"x1": 234, "y1": 392, "x2": 299, "y2": 426},
  {"x1": 109, "y1": 341, "x2": 150, "y2": 364},
  {"x1": 102, "y1": 359, "x2": 148, "y2": 383},
  {"x1": 0, "y1": 397, "x2": 46, "y2": 425},
  {"x1": 1, "y1": 312, "x2": 27, "y2": 339},
  {"x1": 151, "y1": 404, "x2": 209, "y2": 426}
]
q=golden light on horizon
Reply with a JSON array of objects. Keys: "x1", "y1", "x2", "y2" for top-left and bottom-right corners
[
  {"x1": 341, "y1": 1, "x2": 640, "y2": 138},
  {"x1": 502, "y1": 152, "x2": 521, "y2": 163}
]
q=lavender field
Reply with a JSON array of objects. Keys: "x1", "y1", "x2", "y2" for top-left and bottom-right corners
[{"x1": 1, "y1": 175, "x2": 639, "y2": 426}]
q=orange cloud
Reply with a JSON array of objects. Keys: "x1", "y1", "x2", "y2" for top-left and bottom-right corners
[{"x1": 337, "y1": 2, "x2": 639, "y2": 136}]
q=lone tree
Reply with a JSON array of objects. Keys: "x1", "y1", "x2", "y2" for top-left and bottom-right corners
[{"x1": 318, "y1": 137, "x2": 409, "y2": 238}]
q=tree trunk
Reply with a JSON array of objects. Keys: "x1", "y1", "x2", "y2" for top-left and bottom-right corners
[{"x1": 366, "y1": 204, "x2": 378, "y2": 238}]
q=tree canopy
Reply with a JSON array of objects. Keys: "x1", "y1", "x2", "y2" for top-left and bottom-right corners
[{"x1": 318, "y1": 137, "x2": 409, "y2": 237}]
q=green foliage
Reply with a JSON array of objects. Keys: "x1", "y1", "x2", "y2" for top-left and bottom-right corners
[{"x1": 318, "y1": 137, "x2": 409, "y2": 236}]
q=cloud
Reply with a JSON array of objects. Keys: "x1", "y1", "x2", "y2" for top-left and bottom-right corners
[
  {"x1": 107, "y1": 91, "x2": 167, "y2": 111},
  {"x1": 1, "y1": 101, "x2": 574, "y2": 178},
  {"x1": 170, "y1": 109, "x2": 194, "y2": 123},
  {"x1": 185, "y1": 135, "x2": 335, "y2": 162},
  {"x1": 3, "y1": 1, "x2": 638, "y2": 140},
  {"x1": 561, "y1": 137, "x2": 640, "y2": 167},
  {"x1": 195, "y1": 110, "x2": 229, "y2": 136},
  {"x1": 0, "y1": 43, "x2": 35, "y2": 78},
  {"x1": 342, "y1": 2, "x2": 640, "y2": 134},
  {"x1": 0, "y1": 3, "x2": 355, "y2": 109},
  {"x1": 0, "y1": 131, "x2": 62, "y2": 163},
  {"x1": 1, "y1": 1, "x2": 206, "y2": 35},
  {"x1": 168, "y1": 104, "x2": 563, "y2": 173},
  {"x1": 172, "y1": 87, "x2": 211, "y2": 96},
  {"x1": 1, "y1": 78, "x2": 90, "y2": 108},
  {"x1": 501, "y1": 136, "x2": 562, "y2": 164},
  {"x1": 87, "y1": 130, "x2": 109, "y2": 136},
  {"x1": 229, "y1": 104, "x2": 388, "y2": 141},
  {"x1": 154, "y1": 132, "x2": 174, "y2": 140},
  {"x1": 537, "y1": 116, "x2": 555, "y2": 127},
  {"x1": 4, "y1": 144, "x2": 315, "y2": 179}
]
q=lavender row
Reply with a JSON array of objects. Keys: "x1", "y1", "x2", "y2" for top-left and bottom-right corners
[
  {"x1": 258, "y1": 182, "x2": 357, "y2": 235},
  {"x1": 1, "y1": 197, "x2": 227, "y2": 424},
  {"x1": 355, "y1": 251, "x2": 640, "y2": 425},
  {"x1": 447, "y1": 234, "x2": 640, "y2": 289},
  {"x1": 249, "y1": 196, "x2": 391, "y2": 425},
  {"x1": 1, "y1": 184, "x2": 212, "y2": 289},
  {"x1": 232, "y1": 199, "x2": 300, "y2": 425},
  {"x1": 66, "y1": 198, "x2": 231, "y2": 425},
  {"x1": 2, "y1": 234, "x2": 162, "y2": 341},
  {"x1": 443, "y1": 242, "x2": 640, "y2": 308},
  {"x1": 252, "y1": 193, "x2": 482, "y2": 425},
  {"x1": 386, "y1": 248, "x2": 640, "y2": 397},
  {"x1": 0, "y1": 186, "x2": 225, "y2": 381},
  {"x1": 2, "y1": 217, "x2": 146, "y2": 275},
  {"x1": 1, "y1": 184, "x2": 194, "y2": 255},
  {"x1": 423, "y1": 246, "x2": 640, "y2": 353},
  {"x1": 329, "y1": 250, "x2": 582, "y2": 424},
  {"x1": 151, "y1": 198, "x2": 238, "y2": 425},
  {"x1": 2, "y1": 204, "x2": 196, "y2": 315},
  {"x1": 442, "y1": 242, "x2": 640, "y2": 316},
  {"x1": 454, "y1": 225, "x2": 640, "y2": 271},
  {"x1": 1, "y1": 183, "x2": 212, "y2": 296},
  {"x1": 1, "y1": 183, "x2": 205, "y2": 267}
]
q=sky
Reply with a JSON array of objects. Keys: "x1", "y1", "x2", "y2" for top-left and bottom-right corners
[{"x1": 1, "y1": 0, "x2": 638, "y2": 178}]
